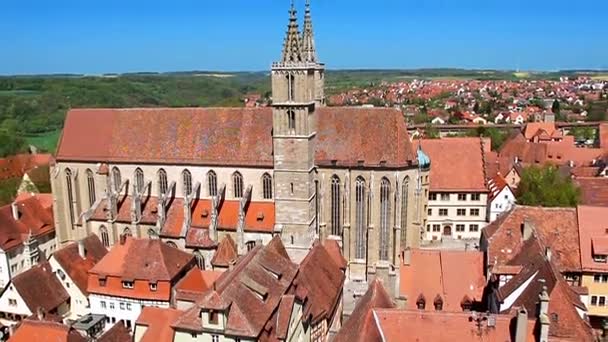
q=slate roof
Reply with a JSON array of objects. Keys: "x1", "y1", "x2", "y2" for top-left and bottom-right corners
[
  {"x1": 9, "y1": 263, "x2": 69, "y2": 314},
  {"x1": 482, "y1": 205, "x2": 581, "y2": 273},
  {"x1": 333, "y1": 279, "x2": 395, "y2": 342},
  {"x1": 421, "y1": 138, "x2": 488, "y2": 192},
  {"x1": 56, "y1": 107, "x2": 417, "y2": 168},
  {"x1": 52, "y1": 234, "x2": 107, "y2": 295}
]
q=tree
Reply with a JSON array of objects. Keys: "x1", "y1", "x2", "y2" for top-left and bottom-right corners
[
  {"x1": 551, "y1": 99, "x2": 560, "y2": 114},
  {"x1": 516, "y1": 165, "x2": 580, "y2": 207}
]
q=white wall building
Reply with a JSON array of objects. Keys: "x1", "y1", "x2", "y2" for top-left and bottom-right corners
[{"x1": 487, "y1": 175, "x2": 516, "y2": 222}]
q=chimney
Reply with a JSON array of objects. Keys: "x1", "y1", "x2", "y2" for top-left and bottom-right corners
[
  {"x1": 545, "y1": 247, "x2": 552, "y2": 261},
  {"x1": 521, "y1": 219, "x2": 534, "y2": 241},
  {"x1": 119, "y1": 234, "x2": 127, "y2": 245},
  {"x1": 78, "y1": 239, "x2": 86, "y2": 259},
  {"x1": 539, "y1": 286, "x2": 550, "y2": 342},
  {"x1": 11, "y1": 202, "x2": 19, "y2": 221},
  {"x1": 515, "y1": 308, "x2": 528, "y2": 342},
  {"x1": 36, "y1": 307, "x2": 45, "y2": 321},
  {"x1": 568, "y1": 160, "x2": 574, "y2": 168}
]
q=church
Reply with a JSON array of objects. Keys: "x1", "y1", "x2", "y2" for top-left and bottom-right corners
[{"x1": 51, "y1": 1, "x2": 430, "y2": 290}]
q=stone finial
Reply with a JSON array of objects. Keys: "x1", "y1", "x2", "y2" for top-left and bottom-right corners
[{"x1": 281, "y1": 0, "x2": 303, "y2": 63}]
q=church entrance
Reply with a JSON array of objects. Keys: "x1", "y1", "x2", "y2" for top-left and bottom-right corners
[{"x1": 443, "y1": 225, "x2": 452, "y2": 236}]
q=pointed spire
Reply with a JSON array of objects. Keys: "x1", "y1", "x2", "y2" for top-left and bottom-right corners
[
  {"x1": 301, "y1": 0, "x2": 317, "y2": 63},
  {"x1": 281, "y1": 0, "x2": 303, "y2": 63}
]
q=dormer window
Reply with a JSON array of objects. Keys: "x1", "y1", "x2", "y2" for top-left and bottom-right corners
[
  {"x1": 209, "y1": 311, "x2": 219, "y2": 325},
  {"x1": 434, "y1": 295, "x2": 444, "y2": 311},
  {"x1": 594, "y1": 254, "x2": 607, "y2": 263},
  {"x1": 56, "y1": 269, "x2": 66, "y2": 281},
  {"x1": 149, "y1": 282, "x2": 157, "y2": 291},
  {"x1": 98, "y1": 278, "x2": 106, "y2": 287},
  {"x1": 416, "y1": 294, "x2": 426, "y2": 310},
  {"x1": 122, "y1": 281, "x2": 134, "y2": 289}
]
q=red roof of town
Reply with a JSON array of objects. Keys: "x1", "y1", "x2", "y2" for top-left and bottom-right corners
[
  {"x1": 97, "y1": 321, "x2": 132, "y2": 342},
  {"x1": 333, "y1": 279, "x2": 395, "y2": 342},
  {"x1": 399, "y1": 249, "x2": 486, "y2": 311},
  {"x1": 57, "y1": 107, "x2": 417, "y2": 168},
  {"x1": 9, "y1": 319, "x2": 86, "y2": 342},
  {"x1": 599, "y1": 123, "x2": 608, "y2": 149},
  {"x1": 421, "y1": 138, "x2": 488, "y2": 192},
  {"x1": 0, "y1": 193, "x2": 55, "y2": 251},
  {"x1": 0, "y1": 153, "x2": 51, "y2": 181},
  {"x1": 9, "y1": 262, "x2": 70, "y2": 314},
  {"x1": 52, "y1": 234, "x2": 107, "y2": 295},
  {"x1": 523, "y1": 122, "x2": 559, "y2": 140},
  {"x1": 136, "y1": 307, "x2": 183, "y2": 342},
  {"x1": 373, "y1": 309, "x2": 536, "y2": 342},
  {"x1": 487, "y1": 174, "x2": 510, "y2": 200},
  {"x1": 210, "y1": 235, "x2": 238, "y2": 268},
  {"x1": 483, "y1": 206, "x2": 581, "y2": 272},
  {"x1": 577, "y1": 205, "x2": 608, "y2": 272},
  {"x1": 575, "y1": 177, "x2": 608, "y2": 207},
  {"x1": 174, "y1": 268, "x2": 222, "y2": 303}
]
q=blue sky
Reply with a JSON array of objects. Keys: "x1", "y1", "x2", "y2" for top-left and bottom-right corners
[{"x1": 1, "y1": 0, "x2": 607, "y2": 75}]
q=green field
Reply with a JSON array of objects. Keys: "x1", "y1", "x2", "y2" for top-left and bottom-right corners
[{"x1": 24, "y1": 130, "x2": 61, "y2": 153}]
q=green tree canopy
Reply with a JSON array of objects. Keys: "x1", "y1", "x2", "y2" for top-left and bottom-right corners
[{"x1": 516, "y1": 165, "x2": 580, "y2": 207}]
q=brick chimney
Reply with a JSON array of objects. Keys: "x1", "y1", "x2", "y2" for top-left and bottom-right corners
[
  {"x1": 539, "y1": 286, "x2": 550, "y2": 342},
  {"x1": 78, "y1": 239, "x2": 86, "y2": 259},
  {"x1": 11, "y1": 202, "x2": 19, "y2": 221}
]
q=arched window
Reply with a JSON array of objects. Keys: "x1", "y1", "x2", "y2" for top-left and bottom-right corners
[
  {"x1": 401, "y1": 177, "x2": 410, "y2": 243},
  {"x1": 122, "y1": 227, "x2": 132, "y2": 237},
  {"x1": 158, "y1": 169, "x2": 168, "y2": 196},
  {"x1": 379, "y1": 178, "x2": 391, "y2": 261},
  {"x1": 86, "y1": 169, "x2": 96, "y2": 207},
  {"x1": 207, "y1": 171, "x2": 217, "y2": 197},
  {"x1": 331, "y1": 175, "x2": 341, "y2": 236},
  {"x1": 194, "y1": 251, "x2": 205, "y2": 270},
  {"x1": 65, "y1": 169, "x2": 75, "y2": 225},
  {"x1": 355, "y1": 177, "x2": 367, "y2": 259},
  {"x1": 286, "y1": 74, "x2": 295, "y2": 101},
  {"x1": 262, "y1": 173, "x2": 273, "y2": 199},
  {"x1": 135, "y1": 168, "x2": 144, "y2": 193},
  {"x1": 99, "y1": 226, "x2": 110, "y2": 247},
  {"x1": 166, "y1": 241, "x2": 178, "y2": 249},
  {"x1": 147, "y1": 228, "x2": 158, "y2": 239},
  {"x1": 182, "y1": 169, "x2": 192, "y2": 197},
  {"x1": 287, "y1": 110, "x2": 296, "y2": 134},
  {"x1": 112, "y1": 167, "x2": 121, "y2": 192},
  {"x1": 233, "y1": 172, "x2": 243, "y2": 198}
]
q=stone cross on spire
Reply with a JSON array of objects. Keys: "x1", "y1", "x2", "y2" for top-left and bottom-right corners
[
  {"x1": 281, "y1": 0, "x2": 303, "y2": 63},
  {"x1": 301, "y1": 0, "x2": 317, "y2": 63}
]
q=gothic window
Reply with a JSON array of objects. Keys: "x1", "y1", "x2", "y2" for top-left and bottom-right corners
[
  {"x1": 355, "y1": 177, "x2": 367, "y2": 259},
  {"x1": 379, "y1": 178, "x2": 391, "y2": 261},
  {"x1": 233, "y1": 172, "x2": 243, "y2": 198},
  {"x1": 287, "y1": 110, "x2": 296, "y2": 134},
  {"x1": 400, "y1": 177, "x2": 409, "y2": 243},
  {"x1": 193, "y1": 251, "x2": 205, "y2": 269},
  {"x1": 112, "y1": 167, "x2": 121, "y2": 192},
  {"x1": 65, "y1": 168, "x2": 75, "y2": 225},
  {"x1": 135, "y1": 168, "x2": 144, "y2": 193},
  {"x1": 207, "y1": 171, "x2": 217, "y2": 197},
  {"x1": 262, "y1": 173, "x2": 273, "y2": 199},
  {"x1": 182, "y1": 169, "x2": 192, "y2": 197},
  {"x1": 99, "y1": 226, "x2": 109, "y2": 247},
  {"x1": 158, "y1": 169, "x2": 168, "y2": 196},
  {"x1": 86, "y1": 169, "x2": 96, "y2": 207},
  {"x1": 331, "y1": 175, "x2": 341, "y2": 236},
  {"x1": 287, "y1": 74, "x2": 295, "y2": 101},
  {"x1": 122, "y1": 227, "x2": 132, "y2": 237}
]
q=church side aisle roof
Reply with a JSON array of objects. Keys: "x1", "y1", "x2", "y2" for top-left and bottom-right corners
[{"x1": 57, "y1": 107, "x2": 417, "y2": 168}]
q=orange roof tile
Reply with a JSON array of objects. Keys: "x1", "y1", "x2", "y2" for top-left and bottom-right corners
[
  {"x1": 135, "y1": 307, "x2": 182, "y2": 342},
  {"x1": 575, "y1": 177, "x2": 608, "y2": 207},
  {"x1": 174, "y1": 268, "x2": 222, "y2": 303},
  {"x1": 52, "y1": 234, "x2": 107, "y2": 295},
  {"x1": 0, "y1": 153, "x2": 51, "y2": 181},
  {"x1": 421, "y1": 138, "x2": 488, "y2": 192},
  {"x1": 9, "y1": 319, "x2": 86, "y2": 342},
  {"x1": 211, "y1": 235, "x2": 238, "y2": 267},
  {"x1": 578, "y1": 206, "x2": 608, "y2": 272},
  {"x1": 0, "y1": 193, "x2": 55, "y2": 251}
]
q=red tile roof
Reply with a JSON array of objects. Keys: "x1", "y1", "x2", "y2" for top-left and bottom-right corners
[
  {"x1": 97, "y1": 321, "x2": 132, "y2": 342},
  {"x1": 577, "y1": 205, "x2": 608, "y2": 272},
  {"x1": 90, "y1": 195, "x2": 159, "y2": 225},
  {"x1": 333, "y1": 279, "x2": 395, "y2": 342},
  {"x1": 172, "y1": 236, "x2": 298, "y2": 338},
  {"x1": 292, "y1": 241, "x2": 345, "y2": 324},
  {"x1": 174, "y1": 268, "x2": 222, "y2": 303},
  {"x1": 373, "y1": 309, "x2": 536, "y2": 342},
  {"x1": 600, "y1": 123, "x2": 608, "y2": 149},
  {"x1": 0, "y1": 193, "x2": 55, "y2": 251},
  {"x1": 9, "y1": 263, "x2": 69, "y2": 314},
  {"x1": 421, "y1": 138, "x2": 488, "y2": 192},
  {"x1": 399, "y1": 249, "x2": 486, "y2": 311},
  {"x1": 575, "y1": 177, "x2": 608, "y2": 207},
  {"x1": 135, "y1": 307, "x2": 182, "y2": 342},
  {"x1": 57, "y1": 107, "x2": 417, "y2": 168},
  {"x1": 52, "y1": 234, "x2": 107, "y2": 295},
  {"x1": 483, "y1": 206, "x2": 581, "y2": 273},
  {"x1": 0, "y1": 153, "x2": 51, "y2": 181},
  {"x1": 487, "y1": 174, "x2": 510, "y2": 200},
  {"x1": 210, "y1": 235, "x2": 238, "y2": 268},
  {"x1": 9, "y1": 319, "x2": 86, "y2": 342},
  {"x1": 524, "y1": 122, "x2": 559, "y2": 140}
]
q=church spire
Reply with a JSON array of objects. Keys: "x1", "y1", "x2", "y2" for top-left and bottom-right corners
[
  {"x1": 301, "y1": 0, "x2": 317, "y2": 63},
  {"x1": 281, "y1": 0, "x2": 303, "y2": 63}
]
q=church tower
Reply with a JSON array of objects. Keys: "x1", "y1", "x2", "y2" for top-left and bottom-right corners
[{"x1": 272, "y1": 0, "x2": 325, "y2": 261}]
